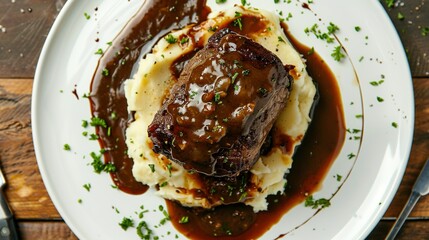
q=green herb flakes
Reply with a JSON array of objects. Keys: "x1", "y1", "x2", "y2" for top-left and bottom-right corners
[
  {"x1": 385, "y1": 0, "x2": 395, "y2": 8},
  {"x1": 83, "y1": 183, "x2": 91, "y2": 192},
  {"x1": 392, "y1": 122, "x2": 398, "y2": 128},
  {"x1": 82, "y1": 120, "x2": 88, "y2": 128},
  {"x1": 216, "y1": 0, "x2": 227, "y2": 3},
  {"x1": 355, "y1": 26, "x2": 361, "y2": 32},
  {"x1": 148, "y1": 164, "x2": 155, "y2": 173},
  {"x1": 336, "y1": 174, "x2": 342, "y2": 182},
  {"x1": 102, "y1": 68, "x2": 109, "y2": 76},
  {"x1": 304, "y1": 195, "x2": 331, "y2": 209},
  {"x1": 421, "y1": 27, "x2": 429, "y2": 36},
  {"x1": 231, "y1": 72, "x2": 239, "y2": 83},
  {"x1": 84, "y1": 12, "x2": 90, "y2": 20},
  {"x1": 63, "y1": 144, "x2": 71, "y2": 151},
  {"x1": 376, "y1": 96, "x2": 384, "y2": 102},
  {"x1": 136, "y1": 221, "x2": 152, "y2": 239},
  {"x1": 90, "y1": 117, "x2": 107, "y2": 128},
  {"x1": 331, "y1": 46, "x2": 345, "y2": 61},
  {"x1": 179, "y1": 216, "x2": 189, "y2": 224},
  {"x1": 180, "y1": 37, "x2": 189, "y2": 44},
  {"x1": 94, "y1": 48, "x2": 103, "y2": 55},
  {"x1": 348, "y1": 152, "x2": 356, "y2": 159},
  {"x1": 119, "y1": 217, "x2": 134, "y2": 231},
  {"x1": 165, "y1": 34, "x2": 178, "y2": 44}
]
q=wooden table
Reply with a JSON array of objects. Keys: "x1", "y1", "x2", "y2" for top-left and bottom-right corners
[{"x1": 0, "y1": 1, "x2": 428, "y2": 239}]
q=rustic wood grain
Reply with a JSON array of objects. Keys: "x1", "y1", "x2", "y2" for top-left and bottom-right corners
[
  {"x1": 0, "y1": 0, "x2": 428, "y2": 239},
  {"x1": 367, "y1": 220, "x2": 429, "y2": 240},
  {"x1": 383, "y1": 77, "x2": 429, "y2": 217},
  {"x1": 381, "y1": 0, "x2": 429, "y2": 77},
  {"x1": 0, "y1": 78, "x2": 60, "y2": 219},
  {"x1": 0, "y1": 0, "x2": 66, "y2": 78},
  {"x1": 18, "y1": 221, "x2": 77, "y2": 240}
]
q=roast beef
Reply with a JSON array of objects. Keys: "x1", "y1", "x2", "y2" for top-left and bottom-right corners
[{"x1": 148, "y1": 28, "x2": 293, "y2": 176}]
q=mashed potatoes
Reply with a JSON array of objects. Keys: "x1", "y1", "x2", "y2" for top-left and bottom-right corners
[{"x1": 125, "y1": 6, "x2": 316, "y2": 212}]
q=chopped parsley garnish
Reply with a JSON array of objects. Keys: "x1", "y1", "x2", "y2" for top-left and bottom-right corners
[
  {"x1": 385, "y1": 0, "x2": 395, "y2": 8},
  {"x1": 336, "y1": 174, "x2": 342, "y2": 182},
  {"x1": 307, "y1": 47, "x2": 315, "y2": 55},
  {"x1": 348, "y1": 152, "x2": 356, "y2": 159},
  {"x1": 274, "y1": 0, "x2": 280, "y2": 3},
  {"x1": 242, "y1": 69, "x2": 250, "y2": 76},
  {"x1": 421, "y1": 27, "x2": 429, "y2": 36},
  {"x1": 239, "y1": 192, "x2": 248, "y2": 201},
  {"x1": 233, "y1": 12, "x2": 243, "y2": 30},
  {"x1": 392, "y1": 122, "x2": 398, "y2": 128},
  {"x1": 257, "y1": 87, "x2": 268, "y2": 97},
  {"x1": 304, "y1": 195, "x2": 331, "y2": 209},
  {"x1": 159, "y1": 181, "x2": 168, "y2": 187},
  {"x1": 397, "y1": 12, "x2": 404, "y2": 20},
  {"x1": 94, "y1": 48, "x2": 103, "y2": 55},
  {"x1": 90, "y1": 117, "x2": 107, "y2": 128},
  {"x1": 370, "y1": 80, "x2": 384, "y2": 86},
  {"x1": 119, "y1": 217, "x2": 134, "y2": 231},
  {"x1": 355, "y1": 26, "x2": 361, "y2": 32},
  {"x1": 241, "y1": 0, "x2": 247, "y2": 5},
  {"x1": 231, "y1": 72, "x2": 239, "y2": 83},
  {"x1": 180, "y1": 37, "x2": 189, "y2": 44},
  {"x1": 136, "y1": 221, "x2": 152, "y2": 239},
  {"x1": 278, "y1": 36, "x2": 285, "y2": 42},
  {"x1": 84, "y1": 12, "x2": 90, "y2": 20},
  {"x1": 78, "y1": 199, "x2": 82, "y2": 204},
  {"x1": 63, "y1": 144, "x2": 71, "y2": 151},
  {"x1": 327, "y1": 22, "x2": 339, "y2": 34},
  {"x1": 110, "y1": 111, "x2": 117, "y2": 120},
  {"x1": 216, "y1": 0, "x2": 227, "y2": 3},
  {"x1": 234, "y1": 85, "x2": 239, "y2": 92},
  {"x1": 214, "y1": 93, "x2": 221, "y2": 103},
  {"x1": 148, "y1": 164, "x2": 155, "y2": 173},
  {"x1": 90, "y1": 151, "x2": 116, "y2": 173},
  {"x1": 377, "y1": 96, "x2": 384, "y2": 102},
  {"x1": 89, "y1": 133, "x2": 99, "y2": 140},
  {"x1": 355, "y1": 114, "x2": 363, "y2": 119},
  {"x1": 103, "y1": 163, "x2": 116, "y2": 173},
  {"x1": 189, "y1": 90, "x2": 198, "y2": 99},
  {"x1": 179, "y1": 216, "x2": 189, "y2": 224},
  {"x1": 102, "y1": 68, "x2": 109, "y2": 76},
  {"x1": 165, "y1": 34, "x2": 178, "y2": 44},
  {"x1": 83, "y1": 183, "x2": 91, "y2": 192},
  {"x1": 331, "y1": 46, "x2": 345, "y2": 61},
  {"x1": 167, "y1": 163, "x2": 173, "y2": 177},
  {"x1": 208, "y1": 25, "x2": 218, "y2": 32}
]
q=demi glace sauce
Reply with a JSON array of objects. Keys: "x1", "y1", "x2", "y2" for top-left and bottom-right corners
[{"x1": 90, "y1": 0, "x2": 345, "y2": 239}]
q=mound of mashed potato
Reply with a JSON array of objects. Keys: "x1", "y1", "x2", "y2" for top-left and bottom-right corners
[{"x1": 125, "y1": 6, "x2": 316, "y2": 212}]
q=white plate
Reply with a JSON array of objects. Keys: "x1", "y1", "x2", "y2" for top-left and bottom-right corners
[{"x1": 32, "y1": 0, "x2": 413, "y2": 239}]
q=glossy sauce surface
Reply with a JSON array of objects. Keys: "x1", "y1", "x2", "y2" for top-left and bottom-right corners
[
  {"x1": 90, "y1": 1, "x2": 345, "y2": 239},
  {"x1": 166, "y1": 33, "x2": 346, "y2": 239},
  {"x1": 90, "y1": 0, "x2": 210, "y2": 194},
  {"x1": 149, "y1": 29, "x2": 292, "y2": 176}
]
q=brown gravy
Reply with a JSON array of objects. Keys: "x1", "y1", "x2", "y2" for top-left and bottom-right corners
[
  {"x1": 165, "y1": 31, "x2": 346, "y2": 240},
  {"x1": 89, "y1": 0, "x2": 210, "y2": 194},
  {"x1": 89, "y1": 1, "x2": 345, "y2": 239}
]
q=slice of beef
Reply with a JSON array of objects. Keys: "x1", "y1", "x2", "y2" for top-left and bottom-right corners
[{"x1": 148, "y1": 28, "x2": 293, "y2": 176}]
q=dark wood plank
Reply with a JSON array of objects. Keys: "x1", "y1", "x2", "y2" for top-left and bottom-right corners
[
  {"x1": 384, "y1": 77, "x2": 429, "y2": 217},
  {"x1": 18, "y1": 221, "x2": 77, "y2": 240},
  {"x1": 381, "y1": 1, "x2": 429, "y2": 77},
  {"x1": 0, "y1": 78, "x2": 60, "y2": 219},
  {"x1": 0, "y1": 0, "x2": 65, "y2": 78},
  {"x1": 0, "y1": 1, "x2": 427, "y2": 78},
  {"x1": 367, "y1": 220, "x2": 429, "y2": 240}
]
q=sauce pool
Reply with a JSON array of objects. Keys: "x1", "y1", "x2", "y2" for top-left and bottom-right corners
[{"x1": 89, "y1": 1, "x2": 345, "y2": 239}]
